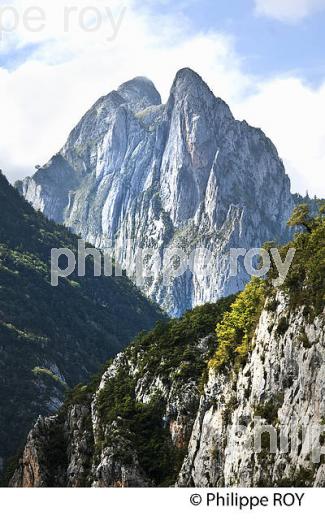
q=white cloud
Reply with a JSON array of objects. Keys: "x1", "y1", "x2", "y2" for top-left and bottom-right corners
[
  {"x1": 233, "y1": 77, "x2": 325, "y2": 197},
  {"x1": 255, "y1": 0, "x2": 325, "y2": 22},
  {"x1": 0, "y1": 0, "x2": 324, "y2": 197}
]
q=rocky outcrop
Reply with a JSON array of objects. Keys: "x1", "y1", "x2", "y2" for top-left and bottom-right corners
[
  {"x1": 10, "y1": 294, "x2": 325, "y2": 487},
  {"x1": 17, "y1": 68, "x2": 294, "y2": 316},
  {"x1": 9, "y1": 416, "x2": 65, "y2": 487}
]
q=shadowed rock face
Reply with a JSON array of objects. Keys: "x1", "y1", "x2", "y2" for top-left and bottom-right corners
[{"x1": 17, "y1": 68, "x2": 294, "y2": 316}]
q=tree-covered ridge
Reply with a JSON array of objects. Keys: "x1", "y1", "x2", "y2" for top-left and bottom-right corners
[{"x1": 0, "y1": 170, "x2": 163, "y2": 474}]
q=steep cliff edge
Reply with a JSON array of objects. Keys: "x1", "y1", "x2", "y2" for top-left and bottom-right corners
[
  {"x1": 10, "y1": 211, "x2": 325, "y2": 487},
  {"x1": 17, "y1": 68, "x2": 294, "y2": 316}
]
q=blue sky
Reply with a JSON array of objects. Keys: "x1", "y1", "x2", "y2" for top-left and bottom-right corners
[
  {"x1": 0, "y1": 0, "x2": 324, "y2": 196},
  {"x1": 140, "y1": 0, "x2": 325, "y2": 86},
  {"x1": 0, "y1": 42, "x2": 43, "y2": 70}
]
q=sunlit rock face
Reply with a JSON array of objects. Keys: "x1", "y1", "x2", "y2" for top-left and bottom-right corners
[{"x1": 18, "y1": 68, "x2": 294, "y2": 316}]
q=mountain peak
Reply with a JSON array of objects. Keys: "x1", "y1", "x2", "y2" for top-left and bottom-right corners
[
  {"x1": 117, "y1": 76, "x2": 162, "y2": 111},
  {"x1": 171, "y1": 68, "x2": 213, "y2": 98},
  {"x1": 175, "y1": 67, "x2": 203, "y2": 82}
]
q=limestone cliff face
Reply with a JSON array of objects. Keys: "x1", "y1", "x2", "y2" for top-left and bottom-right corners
[
  {"x1": 17, "y1": 69, "x2": 294, "y2": 316},
  {"x1": 178, "y1": 293, "x2": 325, "y2": 487},
  {"x1": 10, "y1": 294, "x2": 325, "y2": 488}
]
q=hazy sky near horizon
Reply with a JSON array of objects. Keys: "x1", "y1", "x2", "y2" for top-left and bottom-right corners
[{"x1": 0, "y1": 0, "x2": 324, "y2": 196}]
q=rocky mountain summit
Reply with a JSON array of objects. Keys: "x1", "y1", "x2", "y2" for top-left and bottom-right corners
[{"x1": 17, "y1": 68, "x2": 294, "y2": 316}]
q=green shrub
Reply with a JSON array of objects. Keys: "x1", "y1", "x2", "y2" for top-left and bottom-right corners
[{"x1": 209, "y1": 278, "x2": 266, "y2": 372}]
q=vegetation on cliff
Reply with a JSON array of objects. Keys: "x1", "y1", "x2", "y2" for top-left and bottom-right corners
[{"x1": 209, "y1": 278, "x2": 266, "y2": 372}]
